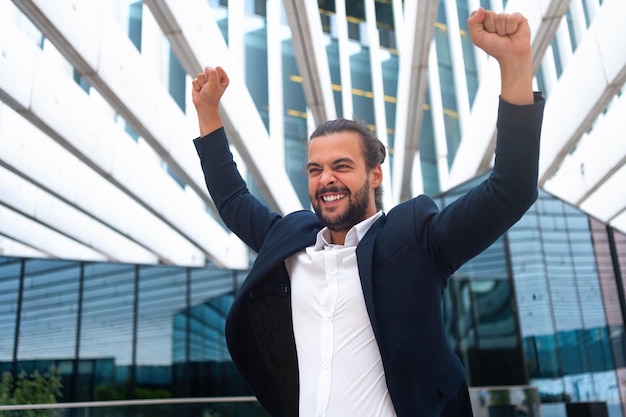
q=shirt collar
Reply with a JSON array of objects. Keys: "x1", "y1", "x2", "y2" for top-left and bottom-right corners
[{"x1": 314, "y1": 210, "x2": 384, "y2": 250}]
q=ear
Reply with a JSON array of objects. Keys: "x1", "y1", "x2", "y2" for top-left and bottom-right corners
[{"x1": 370, "y1": 164, "x2": 383, "y2": 188}]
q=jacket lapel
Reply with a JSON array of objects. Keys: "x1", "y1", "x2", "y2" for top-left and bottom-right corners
[{"x1": 356, "y1": 213, "x2": 386, "y2": 340}]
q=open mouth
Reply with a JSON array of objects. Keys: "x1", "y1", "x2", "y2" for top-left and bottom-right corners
[{"x1": 322, "y1": 194, "x2": 346, "y2": 203}]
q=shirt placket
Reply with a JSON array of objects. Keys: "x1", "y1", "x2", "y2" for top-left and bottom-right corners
[{"x1": 316, "y1": 247, "x2": 338, "y2": 417}]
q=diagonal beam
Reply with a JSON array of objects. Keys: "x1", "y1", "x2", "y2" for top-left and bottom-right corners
[
  {"x1": 281, "y1": 0, "x2": 336, "y2": 125},
  {"x1": 448, "y1": 0, "x2": 571, "y2": 188},
  {"x1": 392, "y1": 0, "x2": 439, "y2": 203},
  {"x1": 538, "y1": 0, "x2": 626, "y2": 184},
  {"x1": 144, "y1": 0, "x2": 304, "y2": 216}
]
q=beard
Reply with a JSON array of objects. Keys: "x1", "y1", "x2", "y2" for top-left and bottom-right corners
[{"x1": 312, "y1": 179, "x2": 371, "y2": 232}]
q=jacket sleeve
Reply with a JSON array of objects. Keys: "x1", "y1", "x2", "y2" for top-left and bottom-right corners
[
  {"x1": 193, "y1": 127, "x2": 281, "y2": 253},
  {"x1": 422, "y1": 93, "x2": 545, "y2": 276}
]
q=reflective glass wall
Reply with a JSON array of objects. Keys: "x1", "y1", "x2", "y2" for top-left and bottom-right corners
[
  {"x1": 438, "y1": 176, "x2": 626, "y2": 416},
  {"x1": 0, "y1": 258, "x2": 249, "y2": 405},
  {"x1": 2, "y1": 181, "x2": 626, "y2": 415}
]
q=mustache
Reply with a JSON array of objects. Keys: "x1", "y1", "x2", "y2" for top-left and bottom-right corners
[{"x1": 315, "y1": 186, "x2": 349, "y2": 199}]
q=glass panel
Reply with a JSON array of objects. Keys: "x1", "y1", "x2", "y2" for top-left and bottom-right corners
[
  {"x1": 585, "y1": 327, "x2": 614, "y2": 372},
  {"x1": 80, "y1": 263, "x2": 136, "y2": 400},
  {"x1": 524, "y1": 334, "x2": 560, "y2": 379},
  {"x1": 0, "y1": 258, "x2": 21, "y2": 362},
  {"x1": 350, "y1": 49, "x2": 375, "y2": 125},
  {"x1": 558, "y1": 330, "x2": 588, "y2": 375},
  {"x1": 136, "y1": 265, "x2": 188, "y2": 398},
  {"x1": 18, "y1": 260, "x2": 79, "y2": 363},
  {"x1": 246, "y1": 26, "x2": 269, "y2": 130}
]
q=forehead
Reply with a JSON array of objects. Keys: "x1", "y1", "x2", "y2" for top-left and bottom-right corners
[{"x1": 307, "y1": 131, "x2": 364, "y2": 163}]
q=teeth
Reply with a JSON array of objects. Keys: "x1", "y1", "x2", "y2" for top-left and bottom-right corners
[{"x1": 323, "y1": 194, "x2": 345, "y2": 202}]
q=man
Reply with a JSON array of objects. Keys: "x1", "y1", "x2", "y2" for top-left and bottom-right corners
[{"x1": 191, "y1": 7, "x2": 544, "y2": 417}]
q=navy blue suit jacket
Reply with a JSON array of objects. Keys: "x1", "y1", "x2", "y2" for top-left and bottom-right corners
[{"x1": 194, "y1": 94, "x2": 544, "y2": 417}]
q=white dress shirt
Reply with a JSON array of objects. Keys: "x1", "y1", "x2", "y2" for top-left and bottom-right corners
[{"x1": 285, "y1": 211, "x2": 397, "y2": 417}]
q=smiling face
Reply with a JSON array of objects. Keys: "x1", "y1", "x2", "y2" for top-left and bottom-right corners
[{"x1": 306, "y1": 131, "x2": 382, "y2": 242}]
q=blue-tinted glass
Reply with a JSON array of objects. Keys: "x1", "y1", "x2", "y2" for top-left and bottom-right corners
[
  {"x1": 128, "y1": 1, "x2": 142, "y2": 51},
  {"x1": 609, "y1": 325, "x2": 626, "y2": 368},
  {"x1": 350, "y1": 49, "x2": 375, "y2": 125},
  {"x1": 282, "y1": 42, "x2": 306, "y2": 116},
  {"x1": 0, "y1": 258, "x2": 20, "y2": 362},
  {"x1": 524, "y1": 335, "x2": 560, "y2": 378},
  {"x1": 326, "y1": 39, "x2": 343, "y2": 117},
  {"x1": 559, "y1": 330, "x2": 588, "y2": 374},
  {"x1": 169, "y1": 48, "x2": 186, "y2": 112},
  {"x1": 246, "y1": 27, "x2": 270, "y2": 130},
  {"x1": 586, "y1": 327, "x2": 614, "y2": 372},
  {"x1": 80, "y1": 263, "x2": 136, "y2": 399},
  {"x1": 135, "y1": 265, "x2": 188, "y2": 396},
  {"x1": 456, "y1": 1, "x2": 478, "y2": 106},
  {"x1": 18, "y1": 260, "x2": 80, "y2": 362},
  {"x1": 382, "y1": 52, "x2": 398, "y2": 149},
  {"x1": 420, "y1": 98, "x2": 439, "y2": 195},
  {"x1": 284, "y1": 119, "x2": 310, "y2": 208}
]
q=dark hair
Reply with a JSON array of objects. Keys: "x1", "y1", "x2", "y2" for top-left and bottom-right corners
[{"x1": 309, "y1": 118, "x2": 386, "y2": 210}]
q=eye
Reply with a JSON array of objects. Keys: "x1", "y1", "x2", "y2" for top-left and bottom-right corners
[{"x1": 308, "y1": 167, "x2": 322, "y2": 177}]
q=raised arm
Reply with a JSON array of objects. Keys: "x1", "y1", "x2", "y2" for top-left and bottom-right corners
[
  {"x1": 192, "y1": 65, "x2": 230, "y2": 136},
  {"x1": 467, "y1": 8, "x2": 534, "y2": 105}
]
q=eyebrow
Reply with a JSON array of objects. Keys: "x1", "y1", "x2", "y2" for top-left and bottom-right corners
[{"x1": 305, "y1": 157, "x2": 356, "y2": 170}]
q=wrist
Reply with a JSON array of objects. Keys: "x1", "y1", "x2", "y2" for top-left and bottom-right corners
[
  {"x1": 499, "y1": 56, "x2": 534, "y2": 105},
  {"x1": 196, "y1": 105, "x2": 223, "y2": 137}
]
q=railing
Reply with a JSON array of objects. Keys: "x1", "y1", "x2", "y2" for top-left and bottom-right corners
[
  {"x1": 0, "y1": 387, "x2": 544, "y2": 417},
  {"x1": 0, "y1": 396, "x2": 268, "y2": 417}
]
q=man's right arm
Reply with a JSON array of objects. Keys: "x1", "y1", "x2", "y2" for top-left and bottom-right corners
[
  {"x1": 193, "y1": 128, "x2": 280, "y2": 253},
  {"x1": 191, "y1": 66, "x2": 280, "y2": 253}
]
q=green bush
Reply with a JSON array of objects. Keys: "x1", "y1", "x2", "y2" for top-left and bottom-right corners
[{"x1": 0, "y1": 367, "x2": 62, "y2": 417}]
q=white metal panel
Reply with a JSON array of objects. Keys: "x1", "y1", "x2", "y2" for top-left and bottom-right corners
[
  {"x1": 580, "y1": 163, "x2": 626, "y2": 223},
  {"x1": 0, "y1": 15, "x2": 36, "y2": 110},
  {"x1": 427, "y1": 40, "x2": 450, "y2": 191},
  {"x1": 610, "y1": 209, "x2": 626, "y2": 234},
  {"x1": 0, "y1": 105, "x2": 205, "y2": 266},
  {"x1": 267, "y1": 0, "x2": 286, "y2": 164},
  {"x1": 594, "y1": 0, "x2": 626, "y2": 86},
  {"x1": 144, "y1": 0, "x2": 304, "y2": 216},
  {"x1": 543, "y1": 93, "x2": 626, "y2": 206},
  {"x1": 0, "y1": 166, "x2": 159, "y2": 264},
  {"x1": 363, "y1": 0, "x2": 393, "y2": 211},
  {"x1": 392, "y1": 0, "x2": 438, "y2": 203},
  {"x1": 0, "y1": 234, "x2": 47, "y2": 258},
  {"x1": 12, "y1": 0, "x2": 217, "y2": 214},
  {"x1": 335, "y1": 0, "x2": 353, "y2": 118},
  {"x1": 0, "y1": 205, "x2": 108, "y2": 262},
  {"x1": 538, "y1": 0, "x2": 626, "y2": 184},
  {"x1": 11, "y1": 0, "x2": 101, "y2": 73},
  {"x1": 444, "y1": 0, "x2": 471, "y2": 132},
  {"x1": 0, "y1": 51, "x2": 244, "y2": 268},
  {"x1": 448, "y1": 0, "x2": 571, "y2": 187}
]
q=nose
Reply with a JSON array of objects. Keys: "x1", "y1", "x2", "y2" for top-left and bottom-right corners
[{"x1": 319, "y1": 168, "x2": 336, "y2": 185}]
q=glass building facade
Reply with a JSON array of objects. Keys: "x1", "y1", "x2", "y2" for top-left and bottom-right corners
[
  {"x1": 1, "y1": 179, "x2": 625, "y2": 415},
  {"x1": 1, "y1": 0, "x2": 626, "y2": 416},
  {"x1": 439, "y1": 176, "x2": 626, "y2": 416}
]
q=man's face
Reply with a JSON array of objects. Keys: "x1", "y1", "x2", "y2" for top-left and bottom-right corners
[{"x1": 306, "y1": 132, "x2": 381, "y2": 232}]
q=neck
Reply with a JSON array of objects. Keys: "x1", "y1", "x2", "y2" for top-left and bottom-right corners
[{"x1": 329, "y1": 230, "x2": 348, "y2": 245}]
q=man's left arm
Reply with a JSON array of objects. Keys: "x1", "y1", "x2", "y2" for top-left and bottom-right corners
[{"x1": 421, "y1": 9, "x2": 544, "y2": 274}]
